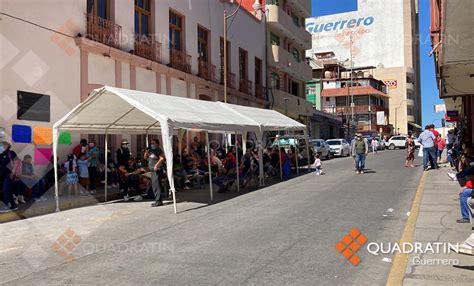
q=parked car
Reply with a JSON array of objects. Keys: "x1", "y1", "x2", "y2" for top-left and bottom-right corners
[
  {"x1": 326, "y1": 139, "x2": 351, "y2": 157},
  {"x1": 387, "y1": 135, "x2": 408, "y2": 150},
  {"x1": 270, "y1": 135, "x2": 314, "y2": 164},
  {"x1": 310, "y1": 139, "x2": 331, "y2": 160}
]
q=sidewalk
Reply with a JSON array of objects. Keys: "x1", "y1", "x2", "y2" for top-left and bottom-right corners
[{"x1": 403, "y1": 166, "x2": 474, "y2": 285}]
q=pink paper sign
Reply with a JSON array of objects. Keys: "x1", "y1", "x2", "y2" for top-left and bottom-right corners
[{"x1": 34, "y1": 148, "x2": 52, "y2": 165}]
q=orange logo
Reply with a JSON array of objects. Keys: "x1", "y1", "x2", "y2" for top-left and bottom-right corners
[
  {"x1": 336, "y1": 228, "x2": 368, "y2": 266},
  {"x1": 51, "y1": 228, "x2": 81, "y2": 262}
]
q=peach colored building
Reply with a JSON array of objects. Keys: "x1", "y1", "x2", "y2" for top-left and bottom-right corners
[{"x1": 0, "y1": 0, "x2": 267, "y2": 162}]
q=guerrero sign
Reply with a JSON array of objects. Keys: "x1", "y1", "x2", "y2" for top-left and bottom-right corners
[{"x1": 305, "y1": 0, "x2": 405, "y2": 68}]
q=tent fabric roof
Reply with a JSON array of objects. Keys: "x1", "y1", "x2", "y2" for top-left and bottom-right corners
[{"x1": 54, "y1": 86, "x2": 306, "y2": 133}]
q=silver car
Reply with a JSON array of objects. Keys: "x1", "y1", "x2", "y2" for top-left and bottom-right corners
[{"x1": 310, "y1": 139, "x2": 331, "y2": 160}]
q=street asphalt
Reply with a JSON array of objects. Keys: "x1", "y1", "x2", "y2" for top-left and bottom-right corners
[{"x1": 0, "y1": 150, "x2": 424, "y2": 285}]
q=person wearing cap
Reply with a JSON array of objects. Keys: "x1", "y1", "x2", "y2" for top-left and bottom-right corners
[
  {"x1": 0, "y1": 141, "x2": 19, "y2": 212},
  {"x1": 116, "y1": 139, "x2": 131, "y2": 169},
  {"x1": 351, "y1": 134, "x2": 368, "y2": 174}
]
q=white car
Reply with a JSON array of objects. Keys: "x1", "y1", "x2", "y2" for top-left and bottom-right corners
[
  {"x1": 387, "y1": 136, "x2": 408, "y2": 150},
  {"x1": 326, "y1": 139, "x2": 351, "y2": 157}
]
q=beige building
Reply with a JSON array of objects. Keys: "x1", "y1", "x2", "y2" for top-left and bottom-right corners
[
  {"x1": 306, "y1": 0, "x2": 422, "y2": 135},
  {"x1": 244, "y1": 0, "x2": 314, "y2": 125},
  {"x1": 0, "y1": 0, "x2": 267, "y2": 161}
]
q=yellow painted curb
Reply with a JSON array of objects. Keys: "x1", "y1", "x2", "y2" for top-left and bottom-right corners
[{"x1": 386, "y1": 171, "x2": 428, "y2": 286}]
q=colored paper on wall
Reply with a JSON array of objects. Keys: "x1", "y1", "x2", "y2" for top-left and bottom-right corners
[
  {"x1": 58, "y1": 132, "x2": 72, "y2": 145},
  {"x1": 33, "y1": 126, "x2": 52, "y2": 145},
  {"x1": 34, "y1": 148, "x2": 52, "y2": 165},
  {"x1": 12, "y1": 124, "x2": 32, "y2": 143}
]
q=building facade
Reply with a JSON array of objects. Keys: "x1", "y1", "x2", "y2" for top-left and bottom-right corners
[
  {"x1": 306, "y1": 0, "x2": 421, "y2": 135},
  {"x1": 0, "y1": 0, "x2": 267, "y2": 163},
  {"x1": 242, "y1": 0, "x2": 314, "y2": 126},
  {"x1": 430, "y1": 0, "x2": 474, "y2": 141}
]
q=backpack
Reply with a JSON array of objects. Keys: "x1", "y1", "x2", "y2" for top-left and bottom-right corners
[{"x1": 355, "y1": 139, "x2": 366, "y2": 154}]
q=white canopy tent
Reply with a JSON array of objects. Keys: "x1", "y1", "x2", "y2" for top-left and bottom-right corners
[{"x1": 53, "y1": 86, "x2": 307, "y2": 213}]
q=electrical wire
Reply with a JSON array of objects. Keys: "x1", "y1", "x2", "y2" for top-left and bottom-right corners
[
  {"x1": 0, "y1": 12, "x2": 75, "y2": 38},
  {"x1": 226, "y1": 0, "x2": 242, "y2": 31}
]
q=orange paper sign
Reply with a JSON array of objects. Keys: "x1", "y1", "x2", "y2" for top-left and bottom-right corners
[{"x1": 33, "y1": 127, "x2": 52, "y2": 145}]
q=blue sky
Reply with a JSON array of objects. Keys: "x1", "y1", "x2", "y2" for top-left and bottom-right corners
[{"x1": 311, "y1": 0, "x2": 445, "y2": 127}]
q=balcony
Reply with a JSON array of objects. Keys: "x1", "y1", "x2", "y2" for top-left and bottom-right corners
[
  {"x1": 288, "y1": 0, "x2": 311, "y2": 18},
  {"x1": 267, "y1": 4, "x2": 311, "y2": 49},
  {"x1": 134, "y1": 35, "x2": 161, "y2": 63},
  {"x1": 198, "y1": 59, "x2": 217, "y2": 83},
  {"x1": 86, "y1": 13, "x2": 122, "y2": 49},
  {"x1": 220, "y1": 70, "x2": 236, "y2": 90},
  {"x1": 270, "y1": 45, "x2": 312, "y2": 82},
  {"x1": 255, "y1": 84, "x2": 266, "y2": 100},
  {"x1": 273, "y1": 89, "x2": 314, "y2": 117},
  {"x1": 170, "y1": 48, "x2": 191, "y2": 74},
  {"x1": 239, "y1": 78, "x2": 252, "y2": 95},
  {"x1": 323, "y1": 105, "x2": 389, "y2": 115}
]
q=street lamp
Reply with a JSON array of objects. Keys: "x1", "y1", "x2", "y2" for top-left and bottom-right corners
[
  {"x1": 394, "y1": 99, "x2": 407, "y2": 135},
  {"x1": 223, "y1": 0, "x2": 242, "y2": 103}
]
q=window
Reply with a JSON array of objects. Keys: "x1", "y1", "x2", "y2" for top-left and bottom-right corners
[
  {"x1": 239, "y1": 48, "x2": 248, "y2": 81},
  {"x1": 17, "y1": 91, "x2": 50, "y2": 122},
  {"x1": 270, "y1": 33, "x2": 280, "y2": 46},
  {"x1": 255, "y1": 57, "x2": 262, "y2": 86},
  {"x1": 271, "y1": 72, "x2": 280, "y2": 90},
  {"x1": 292, "y1": 48, "x2": 300, "y2": 62},
  {"x1": 135, "y1": 0, "x2": 151, "y2": 36},
  {"x1": 291, "y1": 13, "x2": 300, "y2": 27},
  {"x1": 169, "y1": 10, "x2": 183, "y2": 51},
  {"x1": 197, "y1": 26, "x2": 209, "y2": 62},
  {"x1": 87, "y1": 0, "x2": 108, "y2": 19},
  {"x1": 289, "y1": 79, "x2": 299, "y2": 97}
]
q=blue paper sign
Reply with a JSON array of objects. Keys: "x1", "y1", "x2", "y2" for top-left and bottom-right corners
[{"x1": 12, "y1": 124, "x2": 32, "y2": 143}]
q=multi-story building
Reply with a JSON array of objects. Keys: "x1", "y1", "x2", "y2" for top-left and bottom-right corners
[
  {"x1": 321, "y1": 72, "x2": 391, "y2": 137},
  {"x1": 306, "y1": 0, "x2": 421, "y2": 135},
  {"x1": 0, "y1": 0, "x2": 267, "y2": 161},
  {"x1": 242, "y1": 0, "x2": 314, "y2": 126},
  {"x1": 430, "y1": 0, "x2": 474, "y2": 141}
]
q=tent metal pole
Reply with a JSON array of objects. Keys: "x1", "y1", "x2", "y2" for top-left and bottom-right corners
[
  {"x1": 258, "y1": 130, "x2": 265, "y2": 187},
  {"x1": 235, "y1": 131, "x2": 240, "y2": 193},
  {"x1": 206, "y1": 131, "x2": 213, "y2": 202},
  {"x1": 53, "y1": 129, "x2": 60, "y2": 212},
  {"x1": 105, "y1": 129, "x2": 108, "y2": 202},
  {"x1": 278, "y1": 131, "x2": 282, "y2": 180},
  {"x1": 294, "y1": 130, "x2": 299, "y2": 174},
  {"x1": 145, "y1": 120, "x2": 159, "y2": 148},
  {"x1": 304, "y1": 129, "x2": 311, "y2": 172}
]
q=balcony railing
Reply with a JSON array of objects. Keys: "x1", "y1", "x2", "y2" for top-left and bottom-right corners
[
  {"x1": 86, "y1": 13, "x2": 122, "y2": 49},
  {"x1": 170, "y1": 48, "x2": 191, "y2": 73},
  {"x1": 239, "y1": 78, "x2": 252, "y2": 95},
  {"x1": 198, "y1": 59, "x2": 217, "y2": 83},
  {"x1": 323, "y1": 105, "x2": 389, "y2": 114},
  {"x1": 255, "y1": 84, "x2": 266, "y2": 100},
  {"x1": 134, "y1": 35, "x2": 161, "y2": 63},
  {"x1": 220, "y1": 70, "x2": 236, "y2": 89}
]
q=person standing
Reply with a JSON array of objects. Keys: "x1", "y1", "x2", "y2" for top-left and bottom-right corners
[
  {"x1": 436, "y1": 134, "x2": 446, "y2": 163},
  {"x1": 144, "y1": 139, "x2": 166, "y2": 207},
  {"x1": 351, "y1": 134, "x2": 368, "y2": 174},
  {"x1": 371, "y1": 138, "x2": 378, "y2": 155},
  {"x1": 418, "y1": 125, "x2": 438, "y2": 171},
  {"x1": 405, "y1": 132, "x2": 416, "y2": 168},
  {"x1": 86, "y1": 139, "x2": 99, "y2": 194},
  {"x1": 73, "y1": 139, "x2": 88, "y2": 158},
  {"x1": 0, "y1": 141, "x2": 20, "y2": 212}
]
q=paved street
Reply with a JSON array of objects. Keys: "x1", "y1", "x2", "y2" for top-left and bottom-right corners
[{"x1": 1, "y1": 150, "x2": 423, "y2": 285}]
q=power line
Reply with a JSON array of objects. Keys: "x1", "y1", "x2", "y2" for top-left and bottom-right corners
[{"x1": 0, "y1": 12, "x2": 75, "y2": 38}]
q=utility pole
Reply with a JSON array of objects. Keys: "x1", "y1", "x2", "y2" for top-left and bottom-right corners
[{"x1": 349, "y1": 33, "x2": 354, "y2": 129}]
